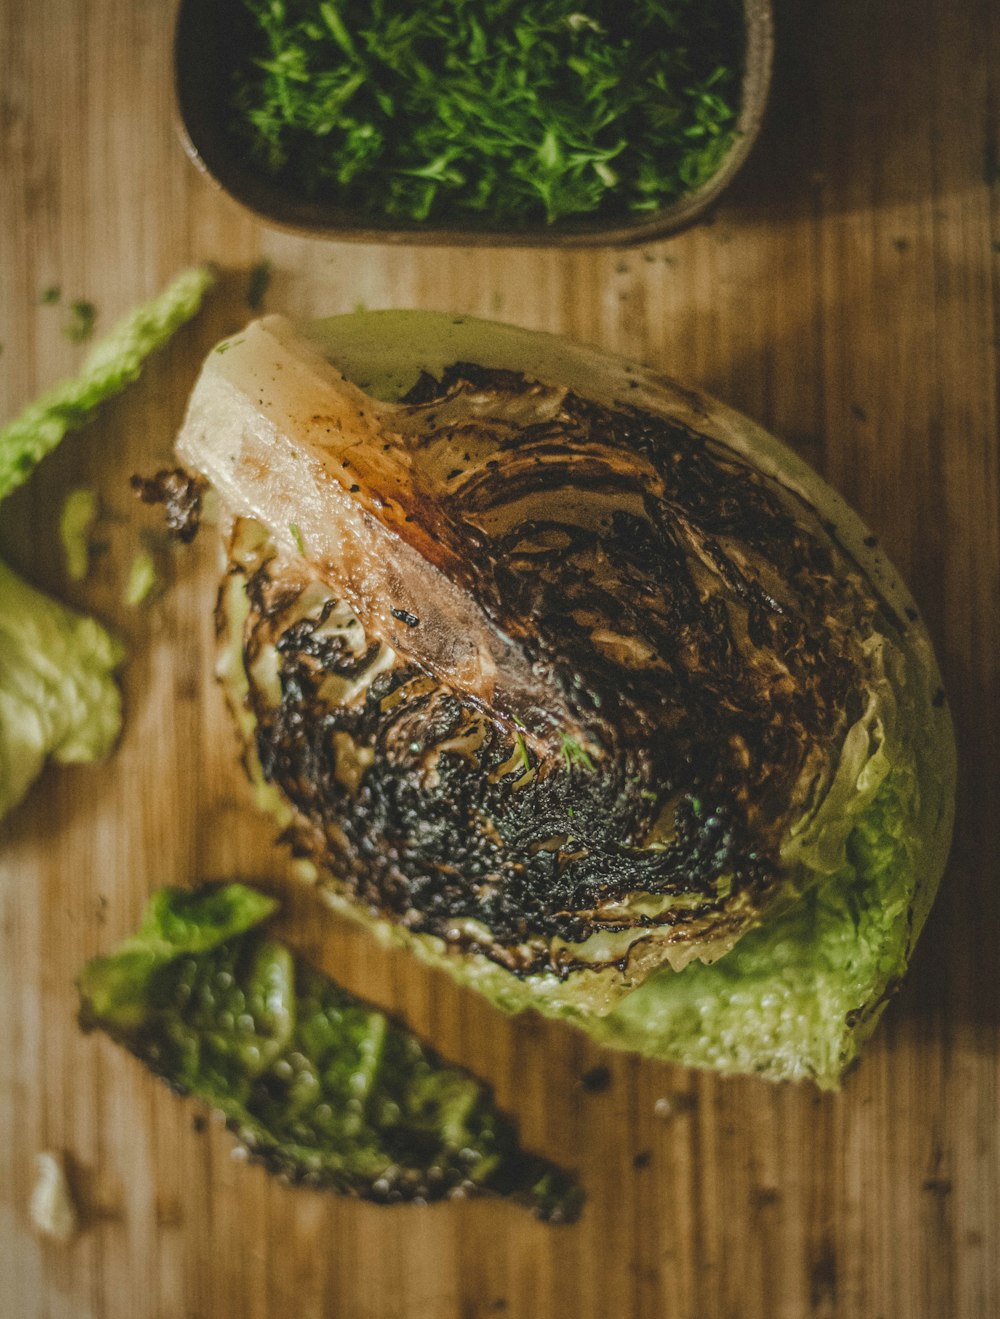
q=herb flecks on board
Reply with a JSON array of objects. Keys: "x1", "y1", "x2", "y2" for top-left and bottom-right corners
[
  {"x1": 229, "y1": 0, "x2": 744, "y2": 226},
  {"x1": 78, "y1": 885, "x2": 582, "y2": 1221}
]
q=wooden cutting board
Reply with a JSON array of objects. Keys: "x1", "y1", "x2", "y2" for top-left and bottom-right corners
[{"x1": 2, "y1": 1, "x2": 998, "y2": 1316}]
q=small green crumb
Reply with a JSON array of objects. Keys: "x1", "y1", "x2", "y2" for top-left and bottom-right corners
[
  {"x1": 123, "y1": 549, "x2": 157, "y2": 606},
  {"x1": 65, "y1": 301, "x2": 98, "y2": 344},
  {"x1": 247, "y1": 259, "x2": 273, "y2": 311},
  {"x1": 59, "y1": 488, "x2": 99, "y2": 582},
  {"x1": 288, "y1": 522, "x2": 305, "y2": 554},
  {"x1": 40, "y1": 285, "x2": 62, "y2": 306}
]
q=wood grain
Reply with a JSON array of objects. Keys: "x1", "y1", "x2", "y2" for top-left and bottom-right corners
[{"x1": 1, "y1": 1, "x2": 998, "y2": 1316}]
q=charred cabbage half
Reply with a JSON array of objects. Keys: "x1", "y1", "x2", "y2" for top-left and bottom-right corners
[{"x1": 174, "y1": 312, "x2": 956, "y2": 1086}]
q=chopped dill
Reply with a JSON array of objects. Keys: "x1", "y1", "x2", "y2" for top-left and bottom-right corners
[
  {"x1": 560, "y1": 734, "x2": 595, "y2": 774},
  {"x1": 229, "y1": 0, "x2": 744, "y2": 227},
  {"x1": 288, "y1": 522, "x2": 305, "y2": 554},
  {"x1": 513, "y1": 730, "x2": 532, "y2": 776}
]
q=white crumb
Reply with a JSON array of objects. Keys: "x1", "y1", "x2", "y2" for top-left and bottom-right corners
[{"x1": 29, "y1": 1151, "x2": 79, "y2": 1244}]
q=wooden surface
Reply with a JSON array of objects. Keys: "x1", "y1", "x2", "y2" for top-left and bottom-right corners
[{"x1": 1, "y1": 1, "x2": 998, "y2": 1316}]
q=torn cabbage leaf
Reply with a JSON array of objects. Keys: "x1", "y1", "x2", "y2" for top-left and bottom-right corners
[
  {"x1": 0, "y1": 559, "x2": 124, "y2": 817},
  {"x1": 79, "y1": 884, "x2": 582, "y2": 1220}
]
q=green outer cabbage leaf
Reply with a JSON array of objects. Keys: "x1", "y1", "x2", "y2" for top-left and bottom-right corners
[
  {"x1": 589, "y1": 762, "x2": 923, "y2": 1085},
  {"x1": 0, "y1": 265, "x2": 215, "y2": 821},
  {"x1": 79, "y1": 884, "x2": 581, "y2": 1221}
]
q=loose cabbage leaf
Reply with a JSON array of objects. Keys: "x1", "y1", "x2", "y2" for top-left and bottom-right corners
[
  {"x1": 79, "y1": 884, "x2": 581, "y2": 1221},
  {"x1": 0, "y1": 559, "x2": 124, "y2": 818},
  {"x1": 0, "y1": 265, "x2": 215, "y2": 821}
]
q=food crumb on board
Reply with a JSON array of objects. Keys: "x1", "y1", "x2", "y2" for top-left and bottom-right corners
[{"x1": 29, "y1": 1151, "x2": 79, "y2": 1244}]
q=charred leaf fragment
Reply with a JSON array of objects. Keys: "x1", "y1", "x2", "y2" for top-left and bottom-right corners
[
  {"x1": 78, "y1": 884, "x2": 581, "y2": 1221},
  {"x1": 131, "y1": 467, "x2": 208, "y2": 543}
]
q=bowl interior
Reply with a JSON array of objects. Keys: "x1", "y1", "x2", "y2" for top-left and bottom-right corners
[{"x1": 174, "y1": 0, "x2": 774, "y2": 247}]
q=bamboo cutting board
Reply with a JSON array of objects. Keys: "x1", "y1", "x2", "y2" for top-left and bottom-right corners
[{"x1": 1, "y1": 1, "x2": 998, "y2": 1316}]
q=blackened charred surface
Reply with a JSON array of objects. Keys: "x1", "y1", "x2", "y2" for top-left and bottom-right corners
[
  {"x1": 221, "y1": 363, "x2": 887, "y2": 977},
  {"x1": 394, "y1": 367, "x2": 879, "y2": 852},
  {"x1": 234, "y1": 546, "x2": 769, "y2": 976},
  {"x1": 131, "y1": 467, "x2": 207, "y2": 542},
  {"x1": 275, "y1": 606, "x2": 381, "y2": 678}
]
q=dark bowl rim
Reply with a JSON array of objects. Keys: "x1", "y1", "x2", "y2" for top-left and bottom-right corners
[{"x1": 173, "y1": 0, "x2": 774, "y2": 249}]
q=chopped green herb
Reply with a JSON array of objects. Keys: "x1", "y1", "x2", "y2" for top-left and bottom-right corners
[
  {"x1": 65, "y1": 300, "x2": 98, "y2": 345},
  {"x1": 39, "y1": 285, "x2": 62, "y2": 306},
  {"x1": 513, "y1": 730, "x2": 532, "y2": 776},
  {"x1": 79, "y1": 884, "x2": 582, "y2": 1221},
  {"x1": 229, "y1": 0, "x2": 744, "y2": 226},
  {"x1": 288, "y1": 522, "x2": 305, "y2": 554},
  {"x1": 247, "y1": 258, "x2": 273, "y2": 311},
  {"x1": 123, "y1": 550, "x2": 157, "y2": 607},
  {"x1": 59, "y1": 488, "x2": 99, "y2": 582},
  {"x1": 560, "y1": 734, "x2": 595, "y2": 774}
]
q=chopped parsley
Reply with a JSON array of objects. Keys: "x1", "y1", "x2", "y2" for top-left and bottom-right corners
[
  {"x1": 64, "y1": 300, "x2": 97, "y2": 345},
  {"x1": 513, "y1": 730, "x2": 532, "y2": 776},
  {"x1": 560, "y1": 734, "x2": 595, "y2": 774},
  {"x1": 229, "y1": 0, "x2": 744, "y2": 226}
]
